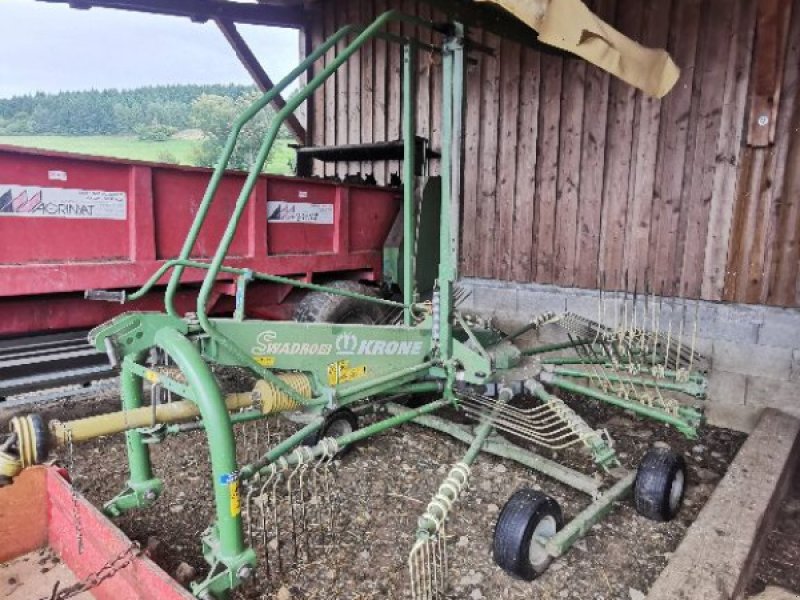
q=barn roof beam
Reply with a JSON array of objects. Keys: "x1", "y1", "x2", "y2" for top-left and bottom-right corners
[
  {"x1": 215, "y1": 18, "x2": 306, "y2": 143},
  {"x1": 37, "y1": 0, "x2": 306, "y2": 28}
]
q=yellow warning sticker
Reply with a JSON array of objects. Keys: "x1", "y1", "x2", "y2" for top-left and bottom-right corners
[
  {"x1": 326, "y1": 360, "x2": 367, "y2": 386},
  {"x1": 144, "y1": 369, "x2": 159, "y2": 384},
  {"x1": 253, "y1": 355, "x2": 276, "y2": 367},
  {"x1": 229, "y1": 480, "x2": 241, "y2": 517}
]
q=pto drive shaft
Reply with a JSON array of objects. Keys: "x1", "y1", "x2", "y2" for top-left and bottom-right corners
[{"x1": 0, "y1": 373, "x2": 313, "y2": 482}]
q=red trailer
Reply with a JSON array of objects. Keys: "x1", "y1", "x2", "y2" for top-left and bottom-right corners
[
  {"x1": 1, "y1": 466, "x2": 194, "y2": 600},
  {"x1": 0, "y1": 145, "x2": 401, "y2": 396}
]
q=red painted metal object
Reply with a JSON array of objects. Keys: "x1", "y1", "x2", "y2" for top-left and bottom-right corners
[
  {"x1": 0, "y1": 466, "x2": 193, "y2": 599},
  {"x1": 0, "y1": 145, "x2": 400, "y2": 337}
]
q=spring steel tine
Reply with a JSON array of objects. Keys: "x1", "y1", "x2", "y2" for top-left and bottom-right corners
[
  {"x1": 286, "y1": 448, "x2": 306, "y2": 563},
  {"x1": 426, "y1": 536, "x2": 435, "y2": 599},
  {"x1": 321, "y1": 438, "x2": 339, "y2": 542},
  {"x1": 252, "y1": 420, "x2": 259, "y2": 465},
  {"x1": 459, "y1": 402, "x2": 575, "y2": 440},
  {"x1": 631, "y1": 272, "x2": 639, "y2": 346},
  {"x1": 622, "y1": 272, "x2": 629, "y2": 341},
  {"x1": 311, "y1": 444, "x2": 330, "y2": 550},
  {"x1": 459, "y1": 392, "x2": 558, "y2": 419},
  {"x1": 441, "y1": 522, "x2": 448, "y2": 596},
  {"x1": 258, "y1": 470, "x2": 277, "y2": 580},
  {"x1": 460, "y1": 400, "x2": 594, "y2": 450},
  {"x1": 244, "y1": 474, "x2": 260, "y2": 549},
  {"x1": 271, "y1": 459, "x2": 286, "y2": 574},
  {"x1": 688, "y1": 298, "x2": 700, "y2": 376},
  {"x1": 674, "y1": 295, "x2": 687, "y2": 373},
  {"x1": 411, "y1": 539, "x2": 426, "y2": 600},
  {"x1": 663, "y1": 297, "x2": 674, "y2": 373},
  {"x1": 318, "y1": 439, "x2": 335, "y2": 550},
  {"x1": 296, "y1": 447, "x2": 313, "y2": 561}
]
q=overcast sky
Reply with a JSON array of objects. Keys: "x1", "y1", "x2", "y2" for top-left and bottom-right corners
[{"x1": 0, "y1": 0, "x2": 300, "y2": 98}]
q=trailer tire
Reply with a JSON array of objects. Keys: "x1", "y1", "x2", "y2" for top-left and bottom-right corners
[
  {"x1": 294, "y1": 280, "x2": 384, "y2": 325},
  {"x1": 302, "y1": 408, "x2": 358, "y2": 458},
  {"x1": 493, "y1": 488, "x2": 563, "y2": 581},
  {"x1": 634, "y1": 446, "x2": 686, "y2": 522}
]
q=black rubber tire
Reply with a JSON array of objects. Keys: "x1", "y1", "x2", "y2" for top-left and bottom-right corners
[
  {"x1": 302, "y1": 408, "x2": 359, "y2": 457},
  {"x1": 634, "y1": 446, "x2": 687, "y2": 522},
  {"x1": 493, "y1": 488, "x2": 563, "y2": 581},
  {"x1": 294, "y1": 280, "x2": 384, "y2": 325}
]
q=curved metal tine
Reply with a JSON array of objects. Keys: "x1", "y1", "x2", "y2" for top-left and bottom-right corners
[
  {"x1": 243, "y1": 473, "x2": 260, "y2": 549},
  {"x1": 438, "y1": 524, "x2": 447, "y2": 598},
  {"x1": 491, "y1": 421, "x2": 582, "y2": 449},
  {"x1": 271, "y1": 459, "x2": 287, "y2": 574},
  {"x1": 459, "y1": 393, "x2": 556, "y2": 419},
  {"x1": 309, "y1": 443, "x2": 329, "y2": 551},
  {"x1": 460, "y1": 399, "x2": 565, "y2": 432},
  {"x1": 257, "y1": 466, "x2": 279, "y2": 580},
  {"x1": 419, "y1": 538, "x2": 430, "y2": 600},
  {"x1": 461, "y1": 404, "x2": 583, "y2": 448},
  {"x1": 408, "y1": 543, "x2": 416, "y2": 600},
  {"x1": 241, "y1": 417, "x2": 249, "y2": 464},
  {"x1": 322, "y1": 439, "x2": 340, "y2": 542},
  {"x1": 296, "y1": 447, "x2": 313, "y2": 562},
  {"x1": 460, "y1": 403, "x2": 566, "y2": 435},
  {"x1": 461, "y1": 397, "x2": 562, "y2": 427},
  {"x1": 285, "y1": 447, "x2": 307, "y2": 565},
  {"x1": 436, "y1": 530, "x2": 447, "y2": 598},
  {"x1": 409, "y1": 539, "x2": 424, "y2": 600},
  {"x1": 430, "y1": 538, "x2": 438, "y2": 599},
  {"x1": 252, "y1": 419, "x2": 260, "y2": 464},
  {"x1": 431, "y1": 535, "x2": 440, "y2": 600}
]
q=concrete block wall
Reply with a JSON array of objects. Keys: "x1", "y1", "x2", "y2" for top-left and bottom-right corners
[{"x1": 458, "y1": 278, "x2": 800, "y2": 433}]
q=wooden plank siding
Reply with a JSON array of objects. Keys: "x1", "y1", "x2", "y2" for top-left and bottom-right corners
[{"x1": 304, "y1": 0, "x2": 800, "y2": 307}]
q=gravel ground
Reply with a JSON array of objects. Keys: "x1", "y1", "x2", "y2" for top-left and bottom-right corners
[
  {"x1": 1, "y1": 383, "x2": 746, "y2": 600},
  {"x1": 747, "y1": 461, "x2": 800, "y2": 596}
]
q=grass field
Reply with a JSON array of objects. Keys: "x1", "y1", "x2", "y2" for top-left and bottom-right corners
[{"x1": 0, "y1": 135, "x2": 294, "y2": 175}]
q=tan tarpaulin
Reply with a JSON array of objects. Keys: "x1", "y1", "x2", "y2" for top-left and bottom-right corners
[{"x1": 476, "y1": 0, "x2": 680, "y2": 98}]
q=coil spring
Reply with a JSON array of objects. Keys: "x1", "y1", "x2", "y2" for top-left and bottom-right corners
[{"x1": 418, "y1": 462, "x2": 470, "y2": 535}]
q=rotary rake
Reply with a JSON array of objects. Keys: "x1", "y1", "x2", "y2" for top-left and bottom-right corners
[{"x1": 0, "y1": 12, "x2": 706, "y2": 599}]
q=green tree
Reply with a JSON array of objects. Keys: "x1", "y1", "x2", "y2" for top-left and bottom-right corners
[{"x1": 190, "y1": 91, "x2": 290, "y2": 172}]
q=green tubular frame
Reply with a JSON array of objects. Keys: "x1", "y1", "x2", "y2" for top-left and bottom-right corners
[
  {"x1": 551, "y1": 366, "x2": 707, "y2": 398},
  {"x1": 543, "y1": 374, "x2": 702, "y2": 438},
  {"x1": 103, "y1": 351, "x2": 163, "y2": 516},
  {"x1": 139, "y1": 12, "x2": 440, "y2": 406},
  {"x1": 128, "y1": 258, "x2": 406, "y2": 310},
  {"x1": 402, "y1": 42, "x2": 417, "y2": 325},
  {"x1": 154, "y1": 327, "x2": 256, "y2": 597},
  {"x1": 82, "y1": 13, "x2": 708, "y2": 598},
  {"x1": 242, "y1": 399, "x2": 451, "y2": 480}
]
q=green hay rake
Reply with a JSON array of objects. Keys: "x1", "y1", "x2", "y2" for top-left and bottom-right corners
[{"x1": 1, "y1": 12, "x2": 707, "y2": 599}]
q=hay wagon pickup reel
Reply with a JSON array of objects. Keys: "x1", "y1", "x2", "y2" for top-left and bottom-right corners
[{"x1": 0, "y1": 12, "x2": 708, "y2": 599}]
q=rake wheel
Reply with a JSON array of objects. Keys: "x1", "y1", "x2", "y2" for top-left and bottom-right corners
[
  {"x1": 493, "y1": 488, "x2": 563, "y2": 581},
  {"x1": 634, "y1": 446, "x2": 686, "y2": 522}
]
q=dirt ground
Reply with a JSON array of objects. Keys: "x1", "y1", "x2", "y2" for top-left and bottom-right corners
[
  {"x1": 1, "y1": 383, "x2": 747, "y2": 600},
  {"x1": 747, "y1": 461, "x2": 800, "y2": 596}
]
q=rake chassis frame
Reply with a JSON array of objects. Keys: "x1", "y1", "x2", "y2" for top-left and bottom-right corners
[{"x1": 5, "y1": 12, "x2": 706, "y2": 600}]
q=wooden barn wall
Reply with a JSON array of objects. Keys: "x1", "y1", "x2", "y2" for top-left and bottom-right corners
[{"x1": 305, "y1": 0, "x2": 800, "y2": 307}]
